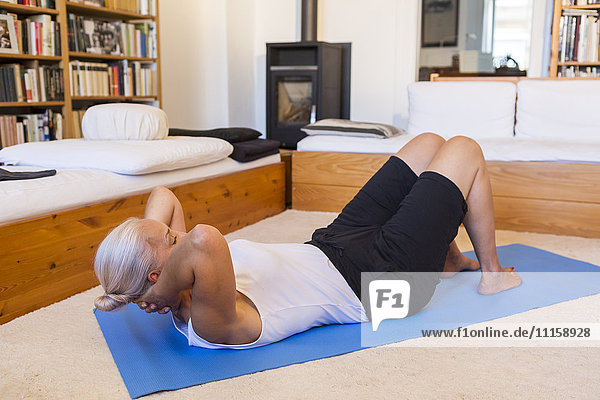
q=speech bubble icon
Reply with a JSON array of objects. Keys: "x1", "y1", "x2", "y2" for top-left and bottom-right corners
[{"x1": 369, "y1": 279, "x2": 411, "y2": 331}]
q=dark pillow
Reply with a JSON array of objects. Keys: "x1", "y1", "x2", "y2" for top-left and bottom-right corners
[{"x1": 168, "y1": 127, "x2": 262, "y2": 143}]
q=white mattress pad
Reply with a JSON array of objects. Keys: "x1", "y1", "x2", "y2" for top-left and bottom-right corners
[
  {"x1": 0, "y1": 154, "x2": 280, "y2": 225},
  {"x1": 297, "y1": 135, "x2": 600, "y2": 163}
]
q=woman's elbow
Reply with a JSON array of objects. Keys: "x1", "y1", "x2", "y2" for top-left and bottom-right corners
[{"x1": 188, "y1": 224, "x2": 222, "y2": 249}]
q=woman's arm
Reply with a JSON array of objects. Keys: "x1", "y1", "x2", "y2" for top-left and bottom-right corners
[
  {"x1": 135, "y1": 225, "x2": 259, "y2": 344},
  {"x1": 144, "y1": 186, "x2": 186, "y2": 232}
]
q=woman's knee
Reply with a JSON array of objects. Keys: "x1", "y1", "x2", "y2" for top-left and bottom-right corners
[
  {"x1": 416, "y1": 132, "x2": 446, "y2": 148},
  {"x1": 445, "y1": 136, "x2": 484, "y2": 160},
  {"x1": 395, "y1": 132, "x2": 445, "y2": 158}
]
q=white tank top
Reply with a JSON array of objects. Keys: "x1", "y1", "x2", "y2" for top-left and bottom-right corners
[{"x1": 172, "y1": 239, "x2": 366, "y2": 349}]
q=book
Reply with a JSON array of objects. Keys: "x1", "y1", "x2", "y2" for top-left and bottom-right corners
[
  {"x1": 66, "y1": 17, "x2": 155, "y2": 57},
  {"x1": 0, "y1": 111, "x2": 63, "y2": 148},
  {"x1": 28, "y1": 14, "x2": 53, "y2": 55},
  {"x1": 559, "y1": 10, "x2": 600, "y2": 63}
]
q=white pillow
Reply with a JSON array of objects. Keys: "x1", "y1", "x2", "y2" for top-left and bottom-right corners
[
  {"x1": 82, "y1": 103, "x2": 169, "y2": 140},
  {"x1": 0, "y1": 137, "x2": 233, "y2": 175},
  {"x1": 407, "y1": 81, "x2": 516, "y2": 139},
  {"x1": 301, "y1": 119, "x2": 405, "y2": 139},
  {"x1": 516, "y1": 80, "x2": 600, "y2": 141}
]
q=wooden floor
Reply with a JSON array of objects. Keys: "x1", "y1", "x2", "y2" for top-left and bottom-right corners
[
  {"x1": 292, "y1": 151, "x2": 600, "y2": 238},
  {"x1": 0, "y1": 163, "x2": 286, "y2": 324}
]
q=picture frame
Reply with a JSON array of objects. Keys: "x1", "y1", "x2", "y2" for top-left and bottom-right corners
[
  {"x1": 0, "y1": 14, "x2": 19, "y2": 54},
  {"x1": 421, "y1": 0, "x2": 459, "y2": 48}
]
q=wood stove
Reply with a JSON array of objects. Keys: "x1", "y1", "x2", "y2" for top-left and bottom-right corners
[{"x1": 266, "y1": 41, "x2": 350, "y2": 149}]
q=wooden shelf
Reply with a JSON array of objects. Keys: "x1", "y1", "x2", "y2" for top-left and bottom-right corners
[
  {"x1": 71, "y1": 96, "x2": 157, "y2": 101},
  {"x1": 0, "y1": 0, "x2": 161, "y2": 139},
  {"x1": 552, "y1": 76, "x2": 600, "y2": 80},
  {"x1": 558, "y1": 61, "x2": 600, "y2": 66},
  {"x1": 0, "y1": 2, "x2": 58, "y2": 15},
  {"x1": 563, "y1": 4, "x2": 600, "y2": 10},
  {"x1": 65, "y1": 1, "x2": 154, "y2": 20},
  {"x1": 549, "y1": 0, "x2": 600, "y2": 77},
  {"x1": 0, "y1": 54, "x2": 62, "y2": 61},
  {"x1": 69, "y1": 52, "x2": 155, "y2": 62},
  {"x1": 0, "y1": 101, "x2": 65, "y2": 108}
]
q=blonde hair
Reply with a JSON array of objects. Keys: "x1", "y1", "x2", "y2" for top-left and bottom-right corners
[{"x1": 94, "y1": 217, "x2": 158, "y2": 312}]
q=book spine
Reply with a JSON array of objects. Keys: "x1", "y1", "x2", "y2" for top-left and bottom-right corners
[
  {"x1": 10, "y1": 116, "x2": 18, "y2": 147},
  {"x1": 36, "y1": 21, "x2": 42, "y2": 56},
  {"x1": 55, "y1": 112, "x2": 62, "y2": 140},
  {"x1": 24, "y1": 72, "x2": 32, "y2": 102},
  {"x1": 16, "y1": 121, "x2": 24, "y2": 144},
  {"x1": 30, "y1": 68, "x2": 39, "y2": 102},
  {"x1": 0, "y1": 67, "x2": 5, "y2": 103},
  {"x1": 7, "y1": 64, "x2": 17, "y2": 102},
  {"x1": 38, "y1": 66, "x2": 46, "y2": 102},
  {"x1": 14, "y1": 18, "x2": 22, "y2": 54},
  {"x1": 0, "y1": 116, "x2": 7, "y2": 149},
  {"x1": 14, "y1": 64, "x2": 23, "y2": 102}
]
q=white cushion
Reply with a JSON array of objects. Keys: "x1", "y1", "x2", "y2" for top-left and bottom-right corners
[
  {"x1": 515, "y1": 80, "x2": 600, "y2": 141},
  {"x1": 0, "y1": 137, "x2": 233, "y2": 175},
  {"x1": 296, "y1": 134, "x2": 600, "y2": 163},
  {"x1": 301, "y1": 119, "x2": 405, "y2": 139},
  {"x1": 297, "y1": 134, "x2": 414, "y2": 154},
  {"x1": 407, "y1": 81, "x2": 516, "y2": 139},
  {"x1": 477, "y1": 137, "x2": 600, "y2": 162},
  {"x1": 82, "y1": 103, "x2": 169, "y2": 140}
]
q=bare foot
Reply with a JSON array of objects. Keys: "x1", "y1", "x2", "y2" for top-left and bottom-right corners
[
  {"x1": 477, "y1": 266, "x2": 522, "y2": 295},
  {"x1": 441, "y1": 253, "x2": 481, "y2": 279}
]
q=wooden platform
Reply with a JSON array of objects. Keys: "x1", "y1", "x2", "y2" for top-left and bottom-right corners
[
  {"x1": 0, "y1": 163, "x2": 285, "y2": 324},
  {"x1": 292, "y1": 151, "x2": 600, "y2": 238}
]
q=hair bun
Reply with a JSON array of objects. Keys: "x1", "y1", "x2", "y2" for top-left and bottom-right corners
[{"x1": 94, "y1": 293, "x2": 131, "y2": 312}]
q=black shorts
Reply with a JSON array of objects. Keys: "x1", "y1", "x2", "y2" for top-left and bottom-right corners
[{"x1": 306, "y1": 156, "x2": 468, "y2": 317}]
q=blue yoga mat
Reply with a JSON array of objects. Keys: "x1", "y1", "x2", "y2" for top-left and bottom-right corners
[{"x1": 95, "y1": 244, "x2": 600, "y2": 398}]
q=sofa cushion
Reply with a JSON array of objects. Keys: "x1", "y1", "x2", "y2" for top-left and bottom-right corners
[
  {"x1": 515, "y1": 80, "x2": 600, "y2": 141},
  {"x1": 476, "y1": 137, "x2": 600, "y2": 162},
  {"x1": 407, "y1": 81, "x2": 516, "y2": 139}
]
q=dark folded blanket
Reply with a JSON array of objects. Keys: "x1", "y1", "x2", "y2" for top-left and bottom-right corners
[
  {"x1": 230, "y1": 139, "x2": 280, "y2": 162},
  {"x1": 0, "y1": 168, "x2": 56, "y2": 182},
  {"x1": 168, "y1": 127, "x2": 261, "y2": 143}
]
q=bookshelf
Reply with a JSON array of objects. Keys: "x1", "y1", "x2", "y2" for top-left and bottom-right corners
[
  {"x1": 550, "y1": 0, "x2": 600, "y2": 77},
  {"x1": 0, "y1": 0, "x2": 161, "y2": 144}
]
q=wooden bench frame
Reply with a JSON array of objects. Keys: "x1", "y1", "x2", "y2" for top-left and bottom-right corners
[
  {"x1": 0, "y1": 163, "x2": 286, "y2": 324},
  {"x1": 291, "y1": 151, "x2": 600, "y2": 238},
  {"x1": 292, "y1": 76, "x2": 600, "y2": 238}
]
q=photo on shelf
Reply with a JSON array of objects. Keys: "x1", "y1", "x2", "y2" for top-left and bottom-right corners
[
  {"x1": 0, "y1": 14, "x2": 18, "y2": 54},
  {"x1": 83, "y1": 20, "x2": 122, "y2": 55}
]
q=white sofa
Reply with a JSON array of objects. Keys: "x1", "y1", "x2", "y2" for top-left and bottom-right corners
[
  {"x1": 292, "y1": 79, "x2": 600, "y2": 238},
  {"x1": 407, "y1": 80, "x2": 600, "y2": 162}
]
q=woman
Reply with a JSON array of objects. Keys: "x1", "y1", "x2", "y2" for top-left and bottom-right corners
[{"x1": 94, "y1": 133, "x2": 521, "y2": 349}]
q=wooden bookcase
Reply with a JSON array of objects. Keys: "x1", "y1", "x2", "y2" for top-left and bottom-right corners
[
  {"x1": 0, "y1": 0, "x2": 161, "y2": 139},
  {"x1": 549, "y1": 0, "x2": 600, "y2": 78}
]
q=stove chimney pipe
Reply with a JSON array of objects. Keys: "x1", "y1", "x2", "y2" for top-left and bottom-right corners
[{"x1": 301, "y1": 0, "x2": 318, "y2": 42}]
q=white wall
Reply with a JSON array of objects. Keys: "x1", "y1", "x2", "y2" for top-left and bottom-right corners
[
  {"x1": 159, "y1": 0, "x2": 421, "y2": 131},
  {"x1": 251, "y1": 0, "x2": 297, "y2": 134},
  {"x1": 159, "y1": 0, "x2": 230, "y2": 129},
  {"x1": 158, "y1": 1, "x2": 555, "y2": 130},
  {"x1": 319, "y1": 0, "x2": 419, "y2": 127}
]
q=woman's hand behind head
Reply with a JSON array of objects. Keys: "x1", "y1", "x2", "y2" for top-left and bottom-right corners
[{"x1": 134, "y1": 284, "x2": 177, "y2": 314}]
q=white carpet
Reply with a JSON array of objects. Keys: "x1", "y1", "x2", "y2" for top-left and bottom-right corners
[{"x1": 1, "y1": 210, "x2": 600, "y2": 399}]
